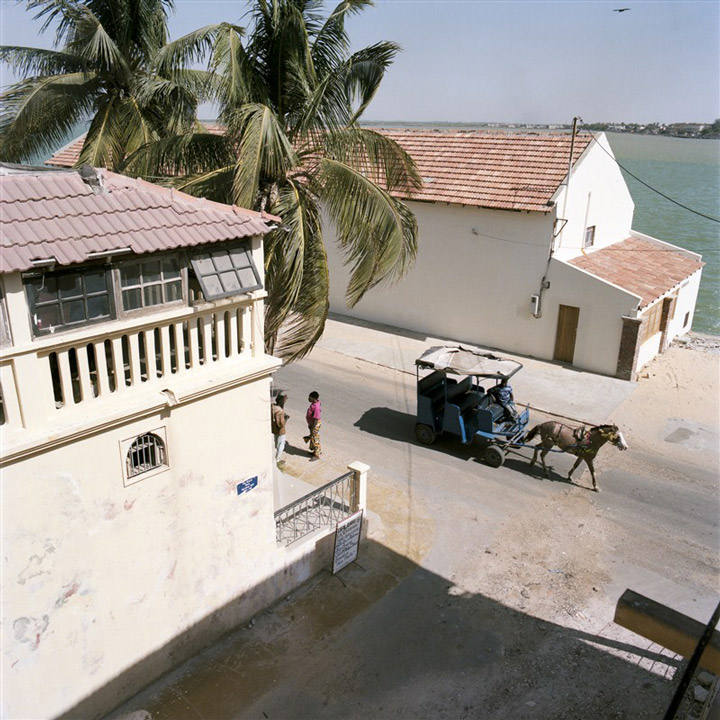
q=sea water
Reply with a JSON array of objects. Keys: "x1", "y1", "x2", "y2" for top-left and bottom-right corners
[{"x1": 606, "y1": 133, "x2": 720, "y2": 336}]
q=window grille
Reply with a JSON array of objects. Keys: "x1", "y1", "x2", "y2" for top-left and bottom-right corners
[
  {"x1": 126, "y1": 432, "x2": 167, "y2": 478},
  {"x1": 190, "y1": 243, "x2": 261, "y2": 301}
]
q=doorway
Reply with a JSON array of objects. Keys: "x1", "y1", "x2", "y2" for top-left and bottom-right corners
[{"x1": 553, "y1": 305, "x2": 580, "y2": 364}]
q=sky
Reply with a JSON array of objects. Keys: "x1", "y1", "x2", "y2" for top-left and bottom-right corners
[{"x1": 1, "y1": 0, "x2": 718, "y2": 125}]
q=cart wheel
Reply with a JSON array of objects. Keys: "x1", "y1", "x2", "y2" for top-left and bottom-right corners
[
  {"x1": 415, "y1": 424, "x2": 437, "y2": 445},
  {"x1": 483, "y1": 445, "x2": 505, "y2": 468}
]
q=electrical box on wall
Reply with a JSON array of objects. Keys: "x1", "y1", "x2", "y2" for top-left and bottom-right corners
[{"x1": 531, "y1": 295, "x2": 540, "y2": 316}]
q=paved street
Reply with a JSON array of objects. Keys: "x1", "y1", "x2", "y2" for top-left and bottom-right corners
[{"x1": 108, "y1": 322, "x2": 719, "y2": 720}]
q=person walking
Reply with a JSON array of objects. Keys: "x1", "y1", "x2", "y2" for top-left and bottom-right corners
[
  {"x1": 304, "y1": 391, "x2": 322, "y2": 461},
  {"x1": 271, "y1": 391, "x2": 288, "y2": 467}
]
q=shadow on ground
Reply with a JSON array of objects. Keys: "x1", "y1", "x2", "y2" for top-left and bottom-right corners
[{"x1": 104, "y1": 539, "x2": 677, "y2": 720}]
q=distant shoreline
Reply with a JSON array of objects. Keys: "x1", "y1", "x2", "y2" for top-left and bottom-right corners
[{"x1": 359, "y1": 121, "x2": 720, "y2": 140}]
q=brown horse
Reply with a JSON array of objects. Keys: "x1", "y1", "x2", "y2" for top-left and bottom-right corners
[{"x1": 526, "y1": 421, "x2": 628, "y2": 492}]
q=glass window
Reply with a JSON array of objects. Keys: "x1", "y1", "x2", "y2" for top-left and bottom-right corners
[
  {"x1": 26, "y1": 267, "x2": 113, "y2": 336},
  {"x1": 584, "y1": 226, "x2": 596, "y2": 249},
  {"x1": 190, "y1": 243, "x2": 261, "y2": 301},
  {"x1": 119, "y1": 256, "x2": 184, "y2": 312}
]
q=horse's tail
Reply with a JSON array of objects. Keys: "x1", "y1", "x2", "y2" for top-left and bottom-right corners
[{"x1": 525, "y1": 424, "x2": 541, "y2": 443}]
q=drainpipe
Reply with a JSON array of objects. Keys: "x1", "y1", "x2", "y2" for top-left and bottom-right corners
[{"x1": 532, "y1": 116, "x2": 580, "y2": 319}]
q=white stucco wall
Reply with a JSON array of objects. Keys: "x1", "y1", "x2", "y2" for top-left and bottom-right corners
[
  {"x1": 326, "y1": 199, "x2": 642, "y2": 376},
  {"x1": 1, "y1": 365, "x2": 343, "y2": 720},
  {"x1": 546, "y1": 260, "x2": 640, "y2": 374},
  {"x1": 327, "y1": 202, "x2": 559, "y2": 358},
  {"x1": 552, "y1": 133, "x2": 635, "y2": 261}
]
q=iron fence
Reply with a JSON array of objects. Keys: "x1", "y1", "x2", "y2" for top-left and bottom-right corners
[{"x1": 274, "y1": 471, "x2": 356, "y2": 545}]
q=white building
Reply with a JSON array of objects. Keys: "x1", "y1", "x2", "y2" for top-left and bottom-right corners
[
  {"x1": 324, "y1": 130, "x2": 704, "y2": 379},
  {"x1": 0, "y1": 165, "x2": 362, "y2": 720}
]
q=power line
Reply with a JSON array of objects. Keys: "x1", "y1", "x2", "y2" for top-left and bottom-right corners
[{"x1": 580, "y1": 123, "x2": 720, "y2": 224}]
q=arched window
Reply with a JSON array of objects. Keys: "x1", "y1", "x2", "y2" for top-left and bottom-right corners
[{"x1": 126, "y1": 432, "x2": 167, "y2": 478}]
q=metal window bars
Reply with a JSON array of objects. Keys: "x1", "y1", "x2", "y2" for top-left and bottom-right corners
[
  {"x1": 127, "y1": 433, "x2": 166, "y2": 478},
  {"x1": 274, "y1": 471, "x2": 356, "y2": 546}
]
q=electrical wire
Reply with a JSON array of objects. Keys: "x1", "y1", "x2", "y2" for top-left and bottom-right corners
[{"x1": 580, "y1": 122, "x2": 720, "y2": 224}]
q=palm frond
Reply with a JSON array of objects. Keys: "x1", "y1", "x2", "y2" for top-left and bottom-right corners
[
  {"x1": 265, "y1": 180, "x2": 329, "y2": 361},
  {"x1": 322, "y1": 126, "x2": 421, "y2": 193},
  {"x1": 0, "y1": 46, "x2": 86, "y2": 76},
  {"x1": 319, "y1": 156, "x2": 418, "y2": 307},
  {"x1": 122, "y1": 130, "x2": 234, "y2": 179},
  {"x1": 311, "y1": 0, "x2": 371, "y2": 76},
  {"x1": 175, "y1": 164, "x2": 236, "y2": 205},
  {"x1": 79, "y1": 95, "x2": 127, "y2": 168},
  {"x1": 155, "y1": 23, "x2": 241, "y2": 76},
  {"x1": 0, "y1": 72, "x2": 98, "y2": 163},
  {"x1": 230, "y1": 103, "x2": 298, "y2": 209},
  {"x1": 344, "y1": 41, "x2": 400, "y2": 122}
]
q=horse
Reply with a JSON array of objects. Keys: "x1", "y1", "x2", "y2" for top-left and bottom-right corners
[{"x1": 525, "y1": 421, "x2": 628, "y2": 492}]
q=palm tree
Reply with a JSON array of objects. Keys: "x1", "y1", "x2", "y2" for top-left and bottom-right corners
[
  {"x1": 132, "y1": 0, "x2": 421, "y2": 360},
  {"x1": 0, "y1": 0, "x2": 204, "y2": 170}
]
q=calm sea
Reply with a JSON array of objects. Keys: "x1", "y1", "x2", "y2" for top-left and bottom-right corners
[{"x1": 606, "y1": 133, "x2": 720, "y2": 337}]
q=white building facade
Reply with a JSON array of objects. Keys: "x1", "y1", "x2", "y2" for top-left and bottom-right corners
[
  {"x1": 0, "y1": 166, "x2": 351, "y2": 720},
  {"x1": 325, "y1": 130, "x2": 703, "y2": 379}
]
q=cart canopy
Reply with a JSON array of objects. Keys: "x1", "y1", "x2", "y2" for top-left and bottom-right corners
[{"x1": 416, "y1": 345, "x2": 522, "y2": 379}]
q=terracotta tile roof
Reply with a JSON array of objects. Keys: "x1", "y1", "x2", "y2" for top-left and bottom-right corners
[
  {"x1": 378, "y1": 130, "x2": 593, "y2": 212},
  {"x1": 568, "y1": 236, "x2": 704, "y2": 309},
  {"x1": 0, "y1": 166, "x2": 277, "y2": 274},
  {"x1": 46, "y1": 128, "x2": 593, "y2": 213}
]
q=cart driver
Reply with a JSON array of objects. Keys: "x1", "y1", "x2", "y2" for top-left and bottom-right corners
[{"x1": 488, "y1": 377, "x2": 517, "y2": 422}]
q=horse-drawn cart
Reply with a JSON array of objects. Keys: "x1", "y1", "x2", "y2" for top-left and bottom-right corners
[{"x1": 414, "y1": 345, "x2": 530, "y2": 467}]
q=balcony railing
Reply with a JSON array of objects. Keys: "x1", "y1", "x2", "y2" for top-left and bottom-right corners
[
  {"x1": 275, "y1": 471, "x2": 357, "y2": 546},
  {"x1": 0, "y1": 296, "x2": 262, "y2": 435}
]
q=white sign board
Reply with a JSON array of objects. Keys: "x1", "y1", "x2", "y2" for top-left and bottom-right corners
[{"x1": 332, "y1": 510, "x2": 364, "y2": 575}]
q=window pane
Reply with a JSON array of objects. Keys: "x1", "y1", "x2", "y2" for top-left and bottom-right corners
[
  {"x1": 121, "y1": 264, "x2": 141, "y2": 287},
  {"x1": 35, "y1": 305, "x2": 61, "y2": 331},
  {"x1": 219, "y1": 271, "x2": 241, "y2": 293},
  {"x1": 87, "y1": 295, "x2": 109, "y2": 319},
  {"x1": 34, "y1": 276, "x2": 58, "y2": 303},
  {"x1": 213, "y1": 254, "x2": 233, "y2": 272},
  {"x1": 194, "y1": 257, "x2": 216, "y2": 275},
  {"x1": 238, "y1": 268, "x2": 258, "y2": 287},
  {"x1": 162, "y1": 258, "x2": 181, "y2": 279},
  {"x1": 123, "y1": 288, "x2": 142, "y2": 310},
  {"x1": 144, "y1": 261, "x2": 161, "y2": 284},
  {"x1": 84, "y1": 269, "x2": 107, "y2": 294},
  {"x1": 166, "y1": 280, "x2": 182, "y2": 302},
  {"x1": 63, "y1": 299, "x2": 86, "y2": 323},
  {"x1": 230, "y1": 248, "x2": 251, "y2": 268},
  {"x1": 202, "y1": 275, "x2": 224, "y2": 297},
  {"x1": 57, "y1": 273, "x2": 82, "y2": 299},
  {"x1": 143, "y1": 285, "x2": 163, "y2": 307}
]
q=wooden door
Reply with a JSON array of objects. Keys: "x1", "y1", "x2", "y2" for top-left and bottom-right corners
[{"x1": 553, "y1": 305, "x2": 580, "y2": 364}]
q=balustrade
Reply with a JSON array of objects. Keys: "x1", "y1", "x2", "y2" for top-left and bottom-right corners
[{"x1": 0, "y1": 298, "x2": 260, "y2": 436}]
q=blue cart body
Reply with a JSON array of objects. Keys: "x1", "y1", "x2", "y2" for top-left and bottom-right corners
[{"x1": 415, "y1": 346, "x2": 530, "y2": 466}]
